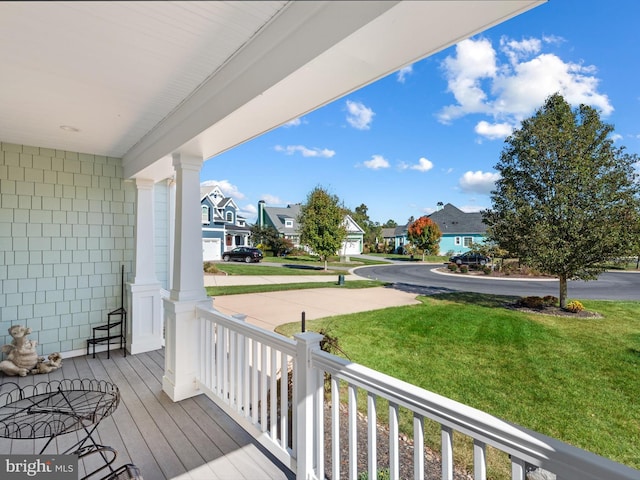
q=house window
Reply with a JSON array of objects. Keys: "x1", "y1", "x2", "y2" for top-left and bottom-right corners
[
  {"x1": 201, "y1": 206, "x2": 209, "y2": 224},
  {"x1": 285, "y1": 219, "x2": 293, "y2": 228},
  {"x1": 463, "y1": 237, "x2": 473, "y2": 247},
  {"x1": 226, "y1": 212, "x2": 233, "y2": 223},
  {"x1": 454, "y1": 236, "x2": 461, "y2": 246},
  {"x1": 235, "y1": 235, "x2": 243, "y2": 246}
]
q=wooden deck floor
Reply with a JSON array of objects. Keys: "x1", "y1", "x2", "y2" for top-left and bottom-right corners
[{"x1": 0, "y1": 349, "x2": 295, "y2": 480}]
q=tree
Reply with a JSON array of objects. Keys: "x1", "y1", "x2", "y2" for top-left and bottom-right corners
[
  {"x1": 483, "y1": 93, "x2": 640, "y2": 308},
  {"x1": 407, "y1": 216, "x2": 442, "y2": 260},
  {"x1": 383, "y1": 219, "x2": 398, "y2": 228},
  {"x1": 298, "y1": 186, "x2": 348, "y2": 270},
  {"x1": 250, "y1": 224, "x2": 294, "y2": 256},
  {"x1": 349, "y1": 203, "x2": 382, "y2": 252}
]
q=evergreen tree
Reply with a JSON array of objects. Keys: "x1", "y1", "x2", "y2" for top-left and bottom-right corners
[{"x1": 483, "y1": 93, "x2": 640, "y2": 308}]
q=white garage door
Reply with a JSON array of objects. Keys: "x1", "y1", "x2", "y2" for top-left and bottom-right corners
[
  {"x1": 342, "y1": 240, "x2": 361, "y2": 255},
  {"x1": 203, "y1": 238, "x2": 221, "y2": 261}
]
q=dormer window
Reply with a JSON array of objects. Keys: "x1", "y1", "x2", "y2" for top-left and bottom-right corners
[
  {"x1": 285, "y1": 219, "x2": 293, "y2": 228},
  {"x1": 201, "y1": 205, "x2": 209, "y2": 224},
  {"x1": 226, "y1": 212, "x2": 233, "y2": 223}
]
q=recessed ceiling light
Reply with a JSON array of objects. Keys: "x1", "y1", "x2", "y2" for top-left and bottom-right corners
[{"x1": 60, "y1": 125, "x2": 80, "y2": 132}]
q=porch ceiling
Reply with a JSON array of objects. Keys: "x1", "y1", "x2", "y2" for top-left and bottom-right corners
[{"x1": 0, "y1": 1, "x2": 544, "y2": 182}]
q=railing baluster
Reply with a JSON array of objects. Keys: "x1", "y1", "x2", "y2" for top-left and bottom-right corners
[
  {"x1": 315, "y1": 367, "x2": 324, "y2": 480},
  {"x1": 474, "y1": 439, "x2": 487, "y2": 480},
  {"x1": 511, "y1": 456, "x2": 525, "y2": 480},
  {"x1": 243, "y1": 335, "x2": 250, "y2": 418},
  {"x1": 222, "y1": 325, "x2": 229, "y2": 403},
  {"x1": 348, "y1": 383, "x2": 357, "y2": 480},
  {"x1": 270, "y1": 347, "x2": 277, "y2": 440},
  {"x1": 413, "y1": 413, "x2": 424, "y2": 480},
  {"x1": 260, "y1": 343, "x2": 268, "y2": 431},
  {"x1": 229, "y1": 329, "x2": 237, "y2": 409},
  {"x1": 280, "y1": 351, "x2": 288, "y2": 450},
  {"x1": 367, "y1": 392, "x2": 377, "y2": 480},
  {"x1": 251, "y1": 339, "x2": 258, "y2": 424},
  {"x1": 389, "y1": 402, "x2": 399, "y2": 480},
  {"x1": 331, "y1": 375, "x2": 340, "y2": 480},
  {"x1": 442, "y1": 425, "x2": 453, "y2": 480}
]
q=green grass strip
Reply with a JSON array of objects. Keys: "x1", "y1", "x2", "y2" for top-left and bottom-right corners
[{"x1": 206, "y1": 280, "x2": 387, "y2": 296}]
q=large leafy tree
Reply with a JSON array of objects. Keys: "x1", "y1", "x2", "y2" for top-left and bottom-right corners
[
  {"x1": 298, "y1": 186, "x2": 348, "y2": 270},
  {"x1": 407, "y1": 216, "x2": 442, "y2": 260},
  {"x1": 483, "y1": 93, "x2": 640, "y2": 308}
]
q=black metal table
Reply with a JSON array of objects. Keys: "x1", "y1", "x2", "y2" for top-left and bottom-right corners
[{"x1": 0, "y1": 379, "x2": 121, "y2": 478}]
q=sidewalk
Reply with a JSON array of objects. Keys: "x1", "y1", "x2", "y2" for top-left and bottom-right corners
[{"x1": 204, "y1": 271, "x2": 421, "y2": 331}]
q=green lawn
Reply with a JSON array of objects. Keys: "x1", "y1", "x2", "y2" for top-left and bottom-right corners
[
  {"x1": 212, "y1": 263, "x2": 339, "y2": 276},
  {"x1": 277, "y1": 293, "x2": 640, "y2": 476},
  {"x1": 206, "y1": 279, "x2": 386, "y2": 296}
]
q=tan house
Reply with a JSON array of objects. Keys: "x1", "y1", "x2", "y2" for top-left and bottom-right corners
[{"x1": 2, "y1": 2, "x2": 636, "y2": 479}]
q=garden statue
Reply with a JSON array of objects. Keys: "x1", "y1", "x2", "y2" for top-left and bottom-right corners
[{"x1": 0, "y1": 325, "x2": 62, "y2": 376}]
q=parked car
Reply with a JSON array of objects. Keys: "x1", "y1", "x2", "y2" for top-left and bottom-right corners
[
  {"x1": 222, "y1": 247, "x2": 263, "y2": 263},
  {"x1": 448, "y1": 251, "x2": 490, "y2": 266}
]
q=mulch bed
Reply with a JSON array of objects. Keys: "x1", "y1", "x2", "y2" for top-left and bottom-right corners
[{"x1": 323, "y1": 402, "x2": 472, "y2": 480}]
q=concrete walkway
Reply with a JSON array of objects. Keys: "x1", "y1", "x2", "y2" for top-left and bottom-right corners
[{"x1": 204, "y1": 271, "x2": 421, "y2": 331}]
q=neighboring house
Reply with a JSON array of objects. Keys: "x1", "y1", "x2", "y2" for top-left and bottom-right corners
[
  {"x1": 379, "y1": 227, "x2": 397, "y2": 251},
  {"x1": 393, "y1": 203, "x2": 487, "y2": 255},
  {"x1": 201, "y1": 186, "x2": 250, "y2": 261},
  {"x1": 257, "y1": 201, "x2": 365, "y2": 255}
]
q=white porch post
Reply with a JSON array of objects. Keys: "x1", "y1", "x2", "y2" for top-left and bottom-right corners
[
  {"x1": 294, "y1": 332, "x2": 323, "y2": 480},
  {"x1": 127, "y1": 178, "x2": 164, "y2": 354},
  {"x1": 163, "y1": 152, "x2": 210, "y2": 402}
]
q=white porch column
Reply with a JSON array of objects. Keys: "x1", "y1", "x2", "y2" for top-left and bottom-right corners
[
  {"x1": 127, "y1": 178, "x2": 164, "y2": 355},
  {"x1": 163, "y1": 152, "x2": 210, "y2": 402}
]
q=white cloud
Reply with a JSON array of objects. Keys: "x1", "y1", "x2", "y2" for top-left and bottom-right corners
[
  {"x1": 438, "y1": 36, "x2": 613, "y2": 133},
  {"x1": 260, "y1": 194, "x2": 283, "y2": 205},
  {"x1": 346, "y1": 100, "x2": 375, "y2": 130},
  {"x1": 610, "y1": 133, "x2": 623, "y2": 142},
  {"x1": 474, "y1": 121, "x2": 514, "y2": 140},
  {"x1": 363, "y1": 154, "x2": 390, "y2": 170},
  {"x1": 459, "y1": 171, "x2": 500, "y2": 195},
  {"x1": 500, "y1": 36, "x2": 541, "y2": 64},
  {"x1": 397, "y1": 65, "x2": 413, "y2": 83},
  {"x1": 200, "y1": 179, "x2": 245, "y2": 200},
  {"x1": 283, "y1": 117, "x2": 302, "y2": 127},
  {"x1": 239, "y1": 204, "x2": 258, "y2": 220},
  {"x1": 274, "y1": 144, "x2": 335, "y2": 158},
  {"x1": 458, "y1": 204, "x2": 486, "y2": 213},
  {"x1": 410, "y1": 157, "x2": 434, "y2": 172}
]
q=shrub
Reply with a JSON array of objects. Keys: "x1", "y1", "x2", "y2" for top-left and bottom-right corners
[
  {"x1": 203, "y1": 262, "x2": 220, "y2": 274},
  {"x1": 482, "y1": 265, "x2": 492, "y2": 275},
  {"x1": 565, "y1": 300, "x2": 585, "y2": 313},
  {"x1": 447, "y1": 262, "x2": 458, "y2": 272},
  {"x1": 459, "y1": 265, "x2": 469, "y2": 274},
  {"x1": 543, "y1": 295, "x2": 559, "y2": 307},
  {"x1": 518, "y1": 296, "x2": 545, "y2": 309}
]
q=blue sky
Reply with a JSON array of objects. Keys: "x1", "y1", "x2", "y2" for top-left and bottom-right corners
[{"x1": 201, "y1": 0, "x2": 640, "y2": 226}]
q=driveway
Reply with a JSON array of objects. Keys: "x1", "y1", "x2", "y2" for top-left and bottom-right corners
[{"x1": 211, "y1": 287, "x2": 421, "y2": 331}]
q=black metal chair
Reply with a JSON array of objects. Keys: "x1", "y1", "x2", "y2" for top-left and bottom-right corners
[{"x1": 76, "y1": 444, "x2": 142, "y2": 480}]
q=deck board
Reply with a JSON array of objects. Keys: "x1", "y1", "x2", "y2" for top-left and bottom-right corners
[{"x1": 0, "y1": 349, "x2": 294, "y2": 480}]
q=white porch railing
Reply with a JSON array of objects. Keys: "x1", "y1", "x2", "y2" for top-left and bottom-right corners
[{"x1": 195, "y1": 305, "x2": 639, "y2": 480}]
